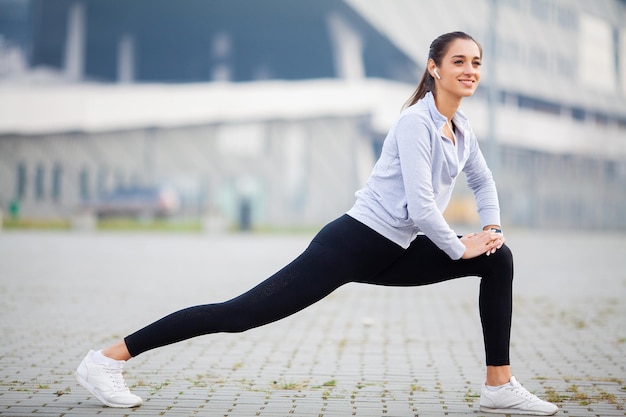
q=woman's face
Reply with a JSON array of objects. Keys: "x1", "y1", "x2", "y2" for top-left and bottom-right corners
[{"x1": 434, "y1": 38, "x2": 482, "y2": 98}]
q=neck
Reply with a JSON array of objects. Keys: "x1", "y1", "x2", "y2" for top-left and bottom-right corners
[{"x1": 433, "y1": 90, "x2": 462, "y2": 121}]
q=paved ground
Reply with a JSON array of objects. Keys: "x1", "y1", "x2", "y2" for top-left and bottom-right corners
[{"x1": 0, "y1": 228, "x2": 624, "y2": 416}]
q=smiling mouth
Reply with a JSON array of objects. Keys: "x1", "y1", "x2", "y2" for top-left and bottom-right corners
[{"x1": 459, "y1": 80, "x2": 475, "y2": 86}]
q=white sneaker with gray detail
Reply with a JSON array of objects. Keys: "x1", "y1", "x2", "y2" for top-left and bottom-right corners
[
  {"x1": 480, "y1": 376, "x2": 558, "y2": 415},
  {"x1": 75, "y1": 350, "x2": 143, "y2": 408}
]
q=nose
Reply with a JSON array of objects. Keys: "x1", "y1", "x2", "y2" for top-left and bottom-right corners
[
  {"x1": 463, "y1": 62, "x2": 480, "y2": 75},
  {"x1": 463, "y1": 62, "x2": 476, "y2": 75}
]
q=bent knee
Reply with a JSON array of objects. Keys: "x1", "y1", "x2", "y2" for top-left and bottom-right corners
[
  {"x1": 496, "y1": 243, "x2": 512, "y2": 261},
  {"x1": 490, "y1": 243, "x2": 513, "y2": 271}
]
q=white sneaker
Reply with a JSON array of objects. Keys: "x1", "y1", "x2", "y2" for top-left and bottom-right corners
[
  {"x1": 480, "y1": 376, "x2": 558, "y2": 415},
  {"x1": 75, "y1": 350, "x2": 143, "y2": 408}
]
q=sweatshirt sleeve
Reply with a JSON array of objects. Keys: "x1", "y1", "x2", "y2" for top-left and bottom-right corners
[
  {"x1": 463, "y1": 130, "x2": 501, "y2": 229},
  {"x1": 395, "y1": 115, "x2": 466, "y2": 260}
]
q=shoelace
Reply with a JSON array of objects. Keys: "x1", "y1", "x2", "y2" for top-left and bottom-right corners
[
  {"x1": 105, "y1": 367, "x2": 131, "y2": 393},
  {"x1": 507, "y1": 383, "x2": 539, "y2": 401}
]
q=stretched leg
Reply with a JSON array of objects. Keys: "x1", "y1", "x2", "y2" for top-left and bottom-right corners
[
  {"x1": 123, "y1": 242, "x2": 348, "y2": 356},
  {"x1": 102, "y1": 239, "x2": 353, "y2": 359},
  {"x1": 123, "y1": 215, "x2": 404, "y2": 357}
]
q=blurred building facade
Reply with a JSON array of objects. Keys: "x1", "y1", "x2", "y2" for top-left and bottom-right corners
[{"x1": 0, "y1": 0, "x2": 625, "y2": 229}]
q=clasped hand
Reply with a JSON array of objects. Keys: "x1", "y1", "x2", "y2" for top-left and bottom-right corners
[{"x1": 460, "y1": 230, "x2": 505, "y2": 259}]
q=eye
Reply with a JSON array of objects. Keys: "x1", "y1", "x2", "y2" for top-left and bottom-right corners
[
  {"x1": 473, "y1": 61, "x2": 482, "y2": 67},
  {"x1": 454, "y1": 60, "x2": 464, "y2": 65}
]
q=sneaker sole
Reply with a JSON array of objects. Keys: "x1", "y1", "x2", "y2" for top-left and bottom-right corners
[
  {"x1": 74, "y1": 371, "x2": 142, "y2": 408},
  {"x1": 480, "y1": 405, "x2": 558, "y2": 415}
]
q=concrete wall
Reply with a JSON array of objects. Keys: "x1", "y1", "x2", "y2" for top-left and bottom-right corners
[{"x1": 0, "y1": 114, "x2": 375, "y2": 228}]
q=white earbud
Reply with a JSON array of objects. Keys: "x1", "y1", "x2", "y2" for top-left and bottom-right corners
[{"x1": 433, "y1": 68, "x2": 441, "y2": 80}]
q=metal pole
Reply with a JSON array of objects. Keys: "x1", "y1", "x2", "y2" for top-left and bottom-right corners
[{"x1": 486, "y1": 0, "x2": 498, "y2": 176}]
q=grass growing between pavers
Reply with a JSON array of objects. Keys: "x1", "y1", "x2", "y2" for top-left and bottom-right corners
[
  {"x1": 517, "y1": 296, "x2": 623, "y2": 332},
  {"x1": 464, "y1": 388, "x2": 481, "y2": 403},
  {"x1": 260, "y1": 378, "x2": 410, "y2": 406},
  {"x1": 269, "y1": 378, "x2": 310, "y2": 391},
  {"x1": 538, "y1": 376, "x2": 625, "y2": 411},
  {"x1": 2, "y1": 376, "x2": 71, "y2": 396},
  {"x1": 132, "y1": 378, "x2": 172, "y2": 395},
  {"x1": 409, "y1": 383, "x2": 427, "y2": 394}
]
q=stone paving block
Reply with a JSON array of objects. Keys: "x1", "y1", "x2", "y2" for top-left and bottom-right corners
[{"x1": 0, "y1": 409, "x2": 45, "y2": 417}]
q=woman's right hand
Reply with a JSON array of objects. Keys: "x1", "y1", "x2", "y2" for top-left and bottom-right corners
[{"x1": 460, "y1": 230, "x2": 504, "y2": 259}]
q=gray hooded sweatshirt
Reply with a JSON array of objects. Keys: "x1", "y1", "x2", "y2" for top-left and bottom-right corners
[{"x1": 347, "y1": 91, "x2": 501, "y2": 260}]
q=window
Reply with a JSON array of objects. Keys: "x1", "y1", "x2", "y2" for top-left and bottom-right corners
[
  {"x1": 555, "y1": 54, "x2": 576, "y2": 78},
  {"x1": 79, "y1": 168, "x2": 90, "y2": 200},
  {"x1": 52, "y1": 164, "x2": 62, "y2": 202},
  {"x1": 556, "y1": 6, "x2": 577, "y2": 31},
  {"x1": 15, "y1": 163, "x2": 27, "y2": 199},
  {"x1": 35, "y1": 164, "x2": 45, "y2": 200},
  {"x1": 502, "y1": 0, "x2": 521, "y2": 10},
  {"x1": 517, "y1": 95, "x2": 561, "y2": 115},
  {"x1": 97, "y1": 168, "x2": 108, "y2": 196},
  {"x1": 530, "y1": 0, "x2": 550, "y2": 21},
  {"x1": 571, "y1": 107, "x2": 586, "y2": 122}
]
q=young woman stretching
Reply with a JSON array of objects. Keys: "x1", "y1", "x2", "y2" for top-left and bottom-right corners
[{"x1": 75, "y1": 32, "x2": 558, "y2": 415}]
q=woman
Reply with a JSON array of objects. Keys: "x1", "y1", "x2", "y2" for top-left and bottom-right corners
[{"x1": 75, "y1": 32, "x2": 558, "y2": 415}]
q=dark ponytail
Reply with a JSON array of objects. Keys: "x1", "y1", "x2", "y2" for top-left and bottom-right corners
[{"x1": 403, "y1": 31, "x2": 482, "y2": 109}]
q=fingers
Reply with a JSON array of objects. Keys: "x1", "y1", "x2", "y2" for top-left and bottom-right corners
[
  {"x1": 461, "y1": 231, "x2": 505, "y2": 259},
  {"x1": 486, "y1": 243, "x2": 499, "y2": 256},
  {"x1": 484, "y1": 231, "x2": 505, "y2": 256}
]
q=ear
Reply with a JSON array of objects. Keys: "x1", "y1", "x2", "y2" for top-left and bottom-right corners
[{"x1": 427, "y1": 59, "x2": 437, "y2": 79}]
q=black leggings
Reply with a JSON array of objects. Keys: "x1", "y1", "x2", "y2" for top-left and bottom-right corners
[{"x1": 125, "y1": 215, "x2": 513, "y2": 366}]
